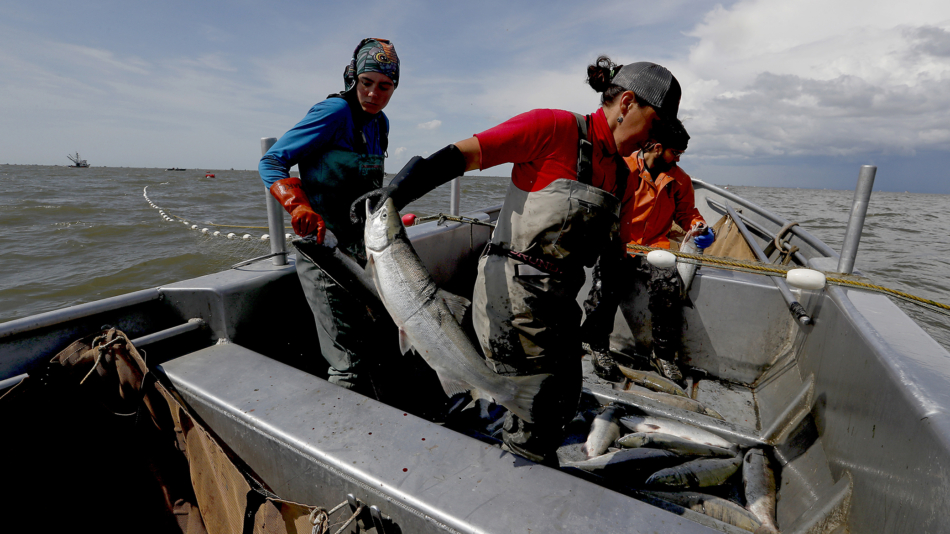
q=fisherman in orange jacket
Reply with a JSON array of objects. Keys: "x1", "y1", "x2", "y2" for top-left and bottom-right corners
[{"x1": 582, "y1": 118, "x2": 714, "y2": 382}]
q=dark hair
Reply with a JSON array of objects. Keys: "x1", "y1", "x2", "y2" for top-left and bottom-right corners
[
  {"x1": 650, "y1": 117, "x2": 690, "y2": 151},
  {"x1": 586, "y1": 55, "x2": 646, "y2": 106}
]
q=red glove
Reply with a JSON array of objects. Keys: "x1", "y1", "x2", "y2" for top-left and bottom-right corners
[{"x1": 270, "y1": 178, "x2": 325, "y2": 242}]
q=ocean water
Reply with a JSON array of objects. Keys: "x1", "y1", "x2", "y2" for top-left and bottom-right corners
[{"x1": 1, "y1": 165, "x2": 948, "y2": 351}]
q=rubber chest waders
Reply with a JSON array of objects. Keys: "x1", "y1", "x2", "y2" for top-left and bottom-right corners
[
  {"x1": 296, "y1": 107, "x2": 386, "y2": 391},
  {"x1": 300, "y1": 136, "x2": 385, "y2": 260},
  {"x1": 471, "y1": 114, "x2": 623, "y2": 460}
]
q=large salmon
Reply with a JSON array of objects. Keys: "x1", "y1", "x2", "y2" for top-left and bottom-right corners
[{"x1": 364, "y1": 198, "x2": 549, "y2": 423}]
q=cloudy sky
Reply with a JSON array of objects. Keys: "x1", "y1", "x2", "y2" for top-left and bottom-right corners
[{"x1": 2, "y1": 0, "x2": 948, "y2": 192}]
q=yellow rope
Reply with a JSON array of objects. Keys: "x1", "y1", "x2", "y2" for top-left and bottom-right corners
[{"x1": 626, "y1": 244, "x2": 950, "y2": 314}]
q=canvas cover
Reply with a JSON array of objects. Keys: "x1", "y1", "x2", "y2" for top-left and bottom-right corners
[{"x1": 0, "y1": 329, "x2": 346, "y2": 534}]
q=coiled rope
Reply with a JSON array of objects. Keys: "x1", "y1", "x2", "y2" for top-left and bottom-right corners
[
  {"x1": 308, "y1": 500, "x2": 362, "y2": 534},
  {"x1": 626, "y1": 244, "x2": 950, "y2": 317}
]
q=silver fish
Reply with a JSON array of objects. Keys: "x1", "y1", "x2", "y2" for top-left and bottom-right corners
[
  {"x1": 645, "y1": 491, "x2": 762, "y2": 532},
  {"x1": 562, "y1": 447, "x2": 676, "y2": 474},
  {"x1": 292, "y1": 235, "x2": 381, "y2": 311},
  {"x1": 621, "y1": 384, "x2": 725, "y2": 420},
  {"x1": 646, "y1": 455, "x2": 743, "y2": 489},
  {"x1": 619, "y1": 414, "x2": 736, "y2": 451},
  {"x1": 743, "y1": 449, "x2": 779, "y2": 534},
  {"x1": 618, "y1": 365, "x2": 689, "y2": 397},
  {"x1": 616, "y1": 432, "x2": 735, "y2": 458},
  {"x1": 585, "y1": 405, "x2": 622, "y2": 458},
  {"x1": 364, "y1": 198, "x2": 550, "y2": 423},
  {"x1": 676, "y1": 237, "x2": 702, "y2": 298}
]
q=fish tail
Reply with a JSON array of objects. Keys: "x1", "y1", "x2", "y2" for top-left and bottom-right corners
[{"x1": 504, "y1": 373, "x2": 552, "y2": 424}]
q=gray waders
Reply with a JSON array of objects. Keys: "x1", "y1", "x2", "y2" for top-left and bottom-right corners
[
  {"x1": 473, "y1": 178, "x2": 620, "y2": 463},
  {"x1": 582, "y1": 255, "x2": 685, "y2": 372}
]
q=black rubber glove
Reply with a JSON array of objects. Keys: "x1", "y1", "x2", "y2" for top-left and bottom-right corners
[{"x1": 350, "y1": 144, "x2": 467, "y2": 223}]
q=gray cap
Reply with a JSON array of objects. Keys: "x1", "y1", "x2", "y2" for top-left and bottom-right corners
[{"x1": 611, "y1": 62, "x2": 681, "y2": 119}]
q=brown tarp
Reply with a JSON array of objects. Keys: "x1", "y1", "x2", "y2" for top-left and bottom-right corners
[
  {"x1": 702, "y1": 214, "x2": 759, "y2": 262},
  {"x1": 0, "y1": 329, "x2": 336, "y2": 534},
  {"x1": 666, "y1": 215, "x2": 757, "y2": 262}
]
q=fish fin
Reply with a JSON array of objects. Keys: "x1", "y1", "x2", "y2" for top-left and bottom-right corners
[
  {"x1": 397, "y1": 328, "x2": 414, "y2": 355},
  {"x1": 437, "y1": 289, "x2": 471, "y2": 324},
  {"x1": 436, "y1": 373, "x2": 472, "y2": 398},
  {"x1": 503, "y1": 373, "x2": 553, "y2": 424}
]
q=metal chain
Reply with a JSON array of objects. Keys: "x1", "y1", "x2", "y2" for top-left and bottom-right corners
[{"x1": 411, "y1": 213, "x2": 496, "y2": 228}]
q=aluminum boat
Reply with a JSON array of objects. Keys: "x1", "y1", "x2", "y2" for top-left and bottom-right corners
[{"x1": 2, "y1": 165, "x2": 947, "y2": 534}]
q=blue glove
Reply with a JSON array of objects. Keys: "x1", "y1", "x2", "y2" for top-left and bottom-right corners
[{"x1": 694, "y1": 227, "x2": 715, "y2": 249}]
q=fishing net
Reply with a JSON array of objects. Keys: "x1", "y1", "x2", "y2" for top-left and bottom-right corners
[{"x1": 143, "y1": 185, "x2": 294, "y2": 268}]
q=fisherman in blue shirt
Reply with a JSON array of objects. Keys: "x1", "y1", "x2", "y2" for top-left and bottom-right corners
[{"x1": 259, "y1": 38, "x2": 398, "y2": 395}]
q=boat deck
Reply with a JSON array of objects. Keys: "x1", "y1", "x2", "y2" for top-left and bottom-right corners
[{"x1": 4, "y1": 181, "x2": 950, "y2": 532}]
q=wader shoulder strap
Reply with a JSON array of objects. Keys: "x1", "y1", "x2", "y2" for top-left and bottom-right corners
[
  {"x1": 355, "y1": 114, "x2": 388, "y2": 156},
  {"x1": 573, "y1": 113, "x2": 593, "y2": 186},
  {"x1": 379, "y1": 116, "x2": 389, "y2": 156},
  {"x1": 572, "y1": 112, "x2": 628, "y2": 200},
  {"x1": 327, "y1": 92, "x2": 382, "y2": 156}
]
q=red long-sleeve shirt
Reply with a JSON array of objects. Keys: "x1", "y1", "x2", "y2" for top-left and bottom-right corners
[{"x1": 475, "y1": 108, "x2": 630, "y2": 196}]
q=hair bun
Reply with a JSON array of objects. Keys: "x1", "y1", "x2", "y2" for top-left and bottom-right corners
[{"x1": 587, "y1": 55, "x2": 618, "y2": 93}]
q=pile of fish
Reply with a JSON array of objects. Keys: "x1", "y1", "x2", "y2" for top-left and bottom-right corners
[
  {"x1": 351, "y1": 199, "x2": 781, "y2": 532},
  {"x1": 560, "y1": 389, "x2": 780, "y2": 534}
]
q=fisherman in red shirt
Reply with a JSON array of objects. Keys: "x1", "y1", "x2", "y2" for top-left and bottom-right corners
[
  {"x1": 354, "y1": 57, "x2": 681, "y2": 464},
  {"x1": 582, "y1": 118, "x2": 715, "y2": 382}
]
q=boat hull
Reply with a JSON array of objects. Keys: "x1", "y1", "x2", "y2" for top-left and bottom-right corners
[{"x1": 3, "y1": 185, "x2": 950, "y2": 533}]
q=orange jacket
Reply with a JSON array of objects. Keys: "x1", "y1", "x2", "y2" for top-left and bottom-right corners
[{"x1": 619, "y1": 152, "x2": 705, "y2": 249}]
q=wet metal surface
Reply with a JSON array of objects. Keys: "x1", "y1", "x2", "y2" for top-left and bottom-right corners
[
  {"x1": 694, "y1": 380, "x2": 757, "y2": 431},
  {"x1": 161, "y1": 343, "x2": 722, "y2": 534}
]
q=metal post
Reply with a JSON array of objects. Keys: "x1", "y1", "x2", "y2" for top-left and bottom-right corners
[
  {"x1": 261, "y1": 137, "x2": 288, "y2": 266},
  {"x1": 837, "y1": 165, "x2": 877, "y2": 274},
  {"x1": 449, "y1": 178, "x2": 461, "y2": 216}
]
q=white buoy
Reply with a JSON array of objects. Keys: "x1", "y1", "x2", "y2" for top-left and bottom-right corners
[
  {"x1": 201, "y1": 228, "x2": 210, "y2": 234},
  {"x1": 285, "y1": 233, "x2": 292, "y2": 240},
  {"x1": 261, "y1": 234, "x2": 269, "y2": 240},
  {"x1": 191, "y1": 225, "x2": 198, "y2": 230},
  {"x1": 183, "y1": 221, "x2": 190, "y2": 225},
  {"x1": 213, "y1": 231, "x2": 221, "y2": 237},
  {"x1": 227, "y1": 233, "x2": 236, "y2": 239},
  {"x1": 243, "y1": 234, "x2": 251, "y2": 240},
  {"x1": 646, "y1": 249, "x2": 677, "y2": 269},
  {"x1": 786, "y1": 269, "x2": 826, "y2": 290}
]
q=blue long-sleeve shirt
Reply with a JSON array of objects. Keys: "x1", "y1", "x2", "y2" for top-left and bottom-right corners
[{"x1": 259, "y1": 96, "x2": 389, "y2": 188}]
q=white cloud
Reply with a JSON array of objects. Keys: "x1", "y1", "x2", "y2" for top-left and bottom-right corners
[
  {"x1": 417, "y1": 120, "x2": 442, "y2": 130},
  {"x1": 677, "y1": 0, "x2": 950, "y2": 159},
  {"x1": 391, "y1": 147, "x2": 407, "y2": 158}
]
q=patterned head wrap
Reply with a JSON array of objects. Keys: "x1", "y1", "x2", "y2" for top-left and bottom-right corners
[{"x1": 343, "y1": 38, "x2": 400, "y2": 92}]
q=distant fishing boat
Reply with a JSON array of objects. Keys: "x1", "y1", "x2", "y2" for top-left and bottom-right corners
[
  {"x1": 66, "y1": 152, "x2": 89, "y2": 168},
  {"x1": 166, "y1": 167, "x2": 186, "y2": 171}
]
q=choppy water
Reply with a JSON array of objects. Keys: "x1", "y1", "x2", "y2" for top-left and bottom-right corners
[{"x1": 1, "y1": 165, "x2": 948, "y2": 351}]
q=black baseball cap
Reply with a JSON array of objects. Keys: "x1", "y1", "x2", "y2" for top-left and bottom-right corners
[{"x1": 611, "y1": 62, "x2": 681, "y2": 119}]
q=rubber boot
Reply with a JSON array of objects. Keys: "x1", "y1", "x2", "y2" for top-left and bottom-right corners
[{"x1": 584, "y1": 343, "x2": 621, "y2": 382}]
